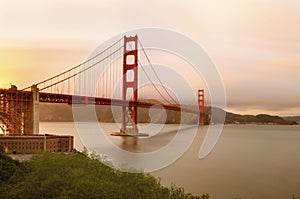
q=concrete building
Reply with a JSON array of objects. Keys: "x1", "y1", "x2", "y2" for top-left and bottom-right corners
[{"x1": 0, "y1": 134, "x2": 73, "y2": 154}]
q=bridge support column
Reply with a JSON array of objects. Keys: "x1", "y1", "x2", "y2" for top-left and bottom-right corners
[
  {"x1": 31, "y1": 85, "x2": 39, "y2": 135},
  {"x1": 0, "y1": 85, "x2": 38, "y2": 135},
  {"x1": 198, "y1": 89, "x2": 205, "y2": 125},
  {"x1": 121, "y1": 35, "x2": 138, "y2": 134}
]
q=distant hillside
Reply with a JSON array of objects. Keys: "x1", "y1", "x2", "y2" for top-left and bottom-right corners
[
  {"x1": 39, "y1": 103, "x2": 298, "y2": 125},
  {"x1": 39, "y1": 103, "x2": 198, "y2": 124},
  {"x1": 226, "y1": 112, "x2": 298, "y2": 125},
  {"x1": 283, "y1": 116, "x2": 300, "y2": 123}
]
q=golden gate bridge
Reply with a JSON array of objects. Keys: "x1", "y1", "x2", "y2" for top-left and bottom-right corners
[{"x1": 0, "y1": 35, "x2": 205, "y2": 136}]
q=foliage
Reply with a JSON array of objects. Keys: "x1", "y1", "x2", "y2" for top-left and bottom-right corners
[
  {"x1": 0, "y1": 145, "x2": 4, "y2": 154},
  {"x1": 0, "y1": 152, "x2": 207, "y2": 199},
  {"x1": 0, "y1": 148, "x2": 20, "y2": 184}
]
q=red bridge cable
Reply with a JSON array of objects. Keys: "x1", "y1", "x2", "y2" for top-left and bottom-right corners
[
  {"x1": 138, "y1": 60, "x2": 172, "y2": 104},
  {"x1": 126, "y1": 41, "x2": 172, "y2": 104},
  {"x1": 138, "y1": 39, "x2": 178, "y2": 105},
  {"x1": 40, "y1": 46, "x2": 123, "y2": 91},
  {"x1": 22, "y1": 37, "x2": 123, "y2": 91}
]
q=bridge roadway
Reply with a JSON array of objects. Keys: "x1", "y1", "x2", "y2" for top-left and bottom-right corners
[
  {"x1": 0, "y1": 87, "x2": 200, "y2": 135},
  {"x1": 39, "y1": 92, "x2": 199, "y2": 115}
]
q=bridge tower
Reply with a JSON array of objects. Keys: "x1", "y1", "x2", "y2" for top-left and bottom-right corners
[
  {"x1": 121, "y1": 35, "x2": 139, "y2": 134},
  {"x1": 198, "y1": 89, "x2": 205, "y2": 125}
]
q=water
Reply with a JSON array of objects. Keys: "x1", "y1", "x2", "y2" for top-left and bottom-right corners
[{"x1": 40, "y1": 122, "x2": 300, "y2": 199}]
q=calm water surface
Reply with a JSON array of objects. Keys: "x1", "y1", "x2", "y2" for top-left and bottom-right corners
[{"x1": 40, "y1": 122, "x2": 300, "y2": 199}]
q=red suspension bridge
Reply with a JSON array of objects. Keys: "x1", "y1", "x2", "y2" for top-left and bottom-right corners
[{"x1": 0, "y1": 35, "x2": 205, "y2": 136}]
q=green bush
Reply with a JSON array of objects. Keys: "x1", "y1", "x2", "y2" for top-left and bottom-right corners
[{"x1": 0, "y1": 150, "x2": 20, "y2": 184}]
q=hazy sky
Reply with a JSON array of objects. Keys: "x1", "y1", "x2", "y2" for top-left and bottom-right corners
[{"x1": 0, "y1": 0, "x2": 299, "y2": 116}]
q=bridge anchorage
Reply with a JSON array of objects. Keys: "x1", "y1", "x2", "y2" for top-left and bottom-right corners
[
  {"x1": 0, "y1": 84, "x2": 39, "y2": 136},
  {"x1": 0, "y1": 34, "x2": 205, "y2": 139}
]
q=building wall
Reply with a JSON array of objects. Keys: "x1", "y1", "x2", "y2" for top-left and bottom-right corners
[
  {"x1": 45, "y1": 136, "x2": 73, "y2": 152},
  {"x1": 0, "y1": 135, "x2": 73, "y2": 154}
]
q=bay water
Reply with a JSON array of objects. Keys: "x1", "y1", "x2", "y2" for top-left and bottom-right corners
[{"x1": 40, "y1": 122, "x2": 300, "y2": 199}]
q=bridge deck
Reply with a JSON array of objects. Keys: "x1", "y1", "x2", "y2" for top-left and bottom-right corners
[{"x1": 39, "y1": 92, "x2": 199, "y2": 114}]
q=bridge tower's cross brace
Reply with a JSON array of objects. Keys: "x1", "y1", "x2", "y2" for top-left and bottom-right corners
[
  {"x1": 121, "y1": 35, "x2": 138, "y2": 134},
  {"x1": 198, "y1": 89, "x2": 205, "y2": 125}
]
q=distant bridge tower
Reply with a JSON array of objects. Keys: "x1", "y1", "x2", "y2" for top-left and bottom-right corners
[
  {"x1": 198, "y1": 89, "x2": 205, "y2": 125},
  {"x1": 121, "y1": 35, "x2": 138, "y2": 134}
]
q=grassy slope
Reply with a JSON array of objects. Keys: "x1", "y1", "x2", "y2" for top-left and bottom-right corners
[{"x1": 0, "y1": 151, "x2": 208, "y2": 199}]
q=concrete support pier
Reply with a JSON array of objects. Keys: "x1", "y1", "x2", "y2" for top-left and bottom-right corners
[
  {"x1": 0, "y1": 85, "x2": 39, "y2": 135},
  {"x1": 31, "y1": 85, "x2": 39, "y2": 135}
]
